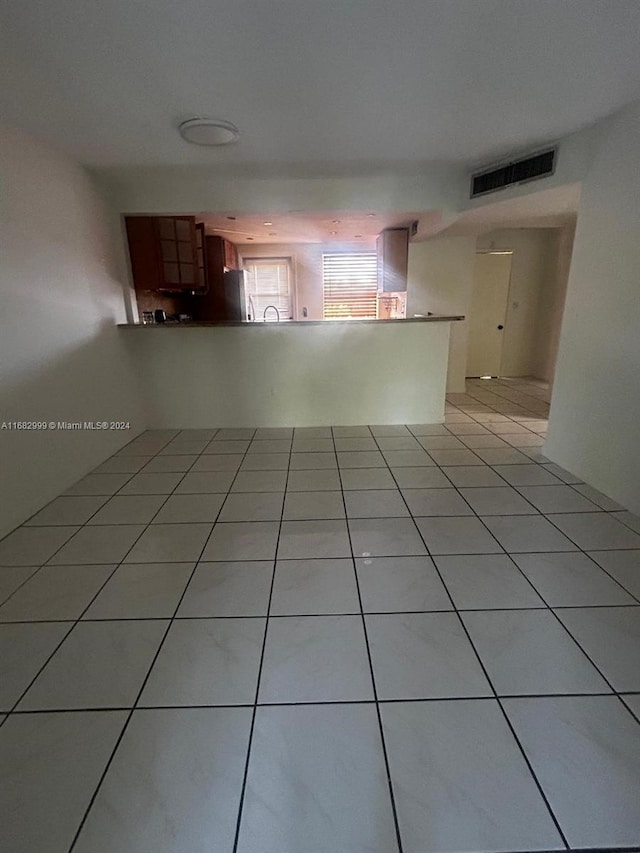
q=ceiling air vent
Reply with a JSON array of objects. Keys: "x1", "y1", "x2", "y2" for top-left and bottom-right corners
[{"x1": 470, "y1": 148, "x2": 556, "y2": 199}]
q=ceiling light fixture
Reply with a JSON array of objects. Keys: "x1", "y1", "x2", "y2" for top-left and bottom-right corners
[
  {"x1": 178, "y1": 118, "x2": 240, "y2": 146},
  {"x1": 263, "y1": 221, "x2": 273, "y2": 226},
  {"x1": 332, "y1": 219, "x2": 341, "y2": 224},
  {"x1": 329, "y1": 230, "x2": 338, "y2": 235}
]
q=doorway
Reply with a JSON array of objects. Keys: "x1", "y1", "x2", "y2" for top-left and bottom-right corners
[{"x1": 466, "y1": 251, "x2": 513, "y2": 377}]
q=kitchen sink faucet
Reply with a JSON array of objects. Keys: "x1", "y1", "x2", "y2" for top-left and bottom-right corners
[{"x1": 263, "y1": 305, "x2": 280, "y2": 321}]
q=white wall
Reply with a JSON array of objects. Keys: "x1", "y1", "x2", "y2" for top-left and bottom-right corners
[
  {"x1": 239, "y1": 240, "x2": 376, "y2": 321},
  {"x1": 545, "y1": 101, "x2": 640, "y2": 514},
  {"x1": 406, "y1": 237, "x2": 477, "y2": 392},
  {"x1": 97, "y1": 165, "x2": 462, "y2": 217},
  {"x1": 0, "y1": 126, "x2": 145, "y2": 538},
  {"x1": 123, "y1": 322, "x2": 451, "y2": 428}
]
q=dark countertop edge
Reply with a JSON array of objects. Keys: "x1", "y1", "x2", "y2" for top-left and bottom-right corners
[{"x1": 118, "y1": 316, "x2": 464, "y2": 328}]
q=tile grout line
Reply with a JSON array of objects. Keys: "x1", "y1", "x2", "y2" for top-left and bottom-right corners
[
  {"x1": 64, "y1": 432, "x2": 249, "y2": 852},
  {"x1": 0, "y1": 561, "x2": 124, "y2": 727},
  {"x1": 0, "y1": 429, "x2": 166, "y2": 545},
  {"x1": 231, "y1": 428, "x2": 291, "y2": 853},
  {"x1": 3, "y1": 600, "x2": 639, "y2": 625},
  {"x1": 499, "y1": 551, "x2": 640, "y2": 723},
  {"x1": 433, "y1": 448, "x2": 640, "y2": 722},
  {"x1": 448, "y1": 394, "x2": 640, "y2": 732},
  {"x1": 538, "y1": 513, "x2": 640, "y2": 605},
  {"x1": 368, "y1": 428, "x2": 572, "y2": 851},
  {"x1": 2, "y1": 400, "x2": 639, "y2": 848},
  {"x1": 0, "y1": 440, "x2": 192, "y2": 725},
  {"x1": 333, "y1": 422, "x2": 406, "y2": 853},
  {"x1": 0, "y1": 461, "x2": 150, "y2": 608},
  {"x1": 458, "y1": 378, "x2": 552, "y2": 414},
  {"x1": 8, "y1": 689, "x2": 638, "y2": 715},
  {"x1": 0, "y1": 426, "x2": 188, "y2": 704}
]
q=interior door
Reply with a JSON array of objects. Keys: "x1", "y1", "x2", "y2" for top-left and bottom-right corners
[{"x1": 466, "y1": 252, "x2": 512, "y2": 377}]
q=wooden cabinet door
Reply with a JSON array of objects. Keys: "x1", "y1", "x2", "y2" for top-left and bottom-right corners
[
  {"x1": 125, "y1": 216, "x2": 160, "y2": 291},
  {"x1": 378, "y1": 228, "x2": 409, "y2": 292},
  {"x1": 195, "y1": 223, "x2": 207, "y2": 290},
  {"x1": 125, "y1": 215, "x2": 200, "y2": 292},
  {"x1": 224, "y1": 239, "x2": 239, "y2": 270},
  {"x1": 155, "y1": 216, "x2": 199, "y2": 290}
]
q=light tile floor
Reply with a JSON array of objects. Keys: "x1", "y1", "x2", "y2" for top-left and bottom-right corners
[{"x1": 1, "y1": 376, "x2": 640, "y2": 852}]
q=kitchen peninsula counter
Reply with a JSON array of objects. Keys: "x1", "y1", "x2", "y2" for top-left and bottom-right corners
[
  {"x1": 119, "y1": 316, "x2": 462, "y2": 427},
  {"x1": 118, "y1": 315, "x2": 463, "y2": 328}
]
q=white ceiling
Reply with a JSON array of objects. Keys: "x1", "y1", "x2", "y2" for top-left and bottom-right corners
[
  {"x1": 2, "y1": 0, "x2": 640, "y2": 169},
  {"x1": 199, "y1": 210, "x2": 418, "y2": 244}
]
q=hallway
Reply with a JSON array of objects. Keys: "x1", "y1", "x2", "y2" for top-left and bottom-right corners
[{"x1": 1, "y1": 379, "x2": 640, "y2": 852}]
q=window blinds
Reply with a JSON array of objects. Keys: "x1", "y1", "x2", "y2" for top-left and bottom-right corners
[
  {"x1": 322, "y1": 253, "x2": 378, "y2": 319},
  {"x1": 243, "y1": 258, "x2": 292, "y2": 319}
]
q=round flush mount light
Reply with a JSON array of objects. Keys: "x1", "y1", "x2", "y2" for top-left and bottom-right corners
[{"x1": 178, "y1": 118, "x2": 240, "y2": 146}]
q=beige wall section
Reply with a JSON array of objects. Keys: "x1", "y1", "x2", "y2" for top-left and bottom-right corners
[
  {"x1": 406, "y1": 237, "x2": 477, "y2": 393},
  {"x1": 407, "y1": 227, "x2": 574, "y2": 390},
  {"x1": 532, "y1": 223, "x2": 576, "y2": 384},
  {"x1": 0, "y1": 125, "x2": 145, "y2": 538},
  {"x1": 545, "y1": 101, "x2": 640, "y2": 515},
  {"x1": 123, "y1": 322, "x2": 451, "y2": 428},
  {"x1": 239, "y1": 241, "x2": 375, "y2": 321}
]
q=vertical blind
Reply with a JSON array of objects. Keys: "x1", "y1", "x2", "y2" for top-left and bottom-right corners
[
  {"x1": 322, "y1": 253, "x2": 378, "y2": 319},
  {"x1": 243, "y1": 258, "x2": 292, "y2": 319}
]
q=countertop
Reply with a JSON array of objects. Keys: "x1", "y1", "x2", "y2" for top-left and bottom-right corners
[{"x1": 118, "y1": 315, "x2": 464, "y2": 328}]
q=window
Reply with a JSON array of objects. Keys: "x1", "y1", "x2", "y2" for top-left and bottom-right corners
[
  {"x1": 243, "y1": 258, "x2": 292, "y2": 320},
  {"x1": 322, "y1": 253, "x2": 378, "y2": 319}
]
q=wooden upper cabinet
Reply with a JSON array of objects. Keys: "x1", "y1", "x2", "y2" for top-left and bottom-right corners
[
  {"x1": 224, "y1": 239, "x2": 239, "y2": 270},
  {"x1": 377, "y1": 228, "x2": 409, "y2": 292},
  {"x1": 125, "y1": 215, "x2": 202, "y2": 292},
  {"x1": 195, "y1": 222, "x2": 207, "y2": 290}
]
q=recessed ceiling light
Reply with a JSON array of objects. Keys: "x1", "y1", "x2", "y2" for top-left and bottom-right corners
[
  {"x1": 367, "y1": 213, "x2": 376, "y2": 217},
  {"x1": 329, "y1": 230, "x2": 338, "y2": 235},
  {"x1": 178, "y1": 118, "x2": 240, "y2": 146},
  {"x1": 227, "y1": 215, "x2": 237, "y2": 220},
  {"x1": 263, "y1": 221, "x2": 273, "y2": 226},
  {"x1": 332, "y1": 219, "x2": 341, "y2": 224}
]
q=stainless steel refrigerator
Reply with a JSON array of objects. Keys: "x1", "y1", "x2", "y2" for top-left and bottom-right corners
[{"x1": 222, "y1": 269, "x2": 248, "y2": 322}]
